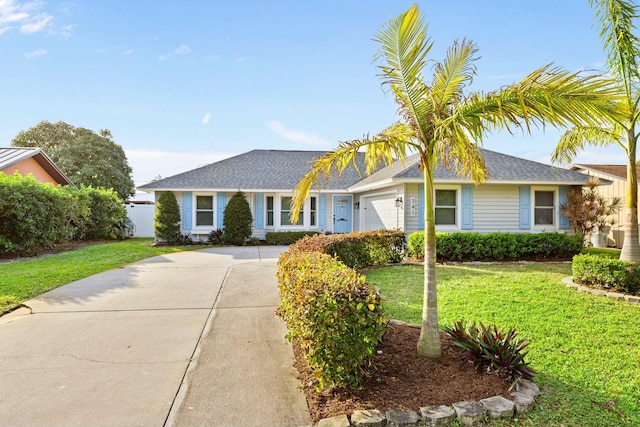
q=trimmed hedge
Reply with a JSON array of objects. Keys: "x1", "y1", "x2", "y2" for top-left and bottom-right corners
[
  {"x1": 290, "y1": 229, "x2": 407, "y2": 269},
  {"x1": 0, "y1": 173, "x2": 126, "y2": 255},
  {"x1": 572, "y1": 254, "x2": 640, "y2": 295},
  {"x1": 265, "y1": 231, "x2": 320, "y2": 245},
  {"x1": 408, "y1": 231, "x2": 583, "y2": 262},
  {"x1": 276, "y1": 249, "x2": 385, "y2": 390}
]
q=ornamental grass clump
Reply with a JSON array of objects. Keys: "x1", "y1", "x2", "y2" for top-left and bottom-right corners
[
  {"x1": 276, "y1": 249, "x2": 385, "y2": 390},
  {"x1": 443, "y1": 320, "x2": 536, "y2": 387}
]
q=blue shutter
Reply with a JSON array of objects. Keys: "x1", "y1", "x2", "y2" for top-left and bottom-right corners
[
  {"x1": 182, "y1": 192, "x2": 192, "y2": 229},
  {"x1": 418, "y1": 184, "x2": 425, "y2": 229},
  {"x1": 461, "y1": 185, "x2": 473, "y2": 230},
  {"x1": 216, "y1": 193, "x2": 226, "y2": 229},
  {"x1": 519, "y1": 186, "x2": 531, "y2": 229},
  {"x1": 558, "y1": 186, "x2": 570, "y2": 229},
  {"x1": 255, "y1": 193, "x2": 264, "y2": 229},
  {"x1": 318, "y1": 194, "x2": 327, "y2": 229}
]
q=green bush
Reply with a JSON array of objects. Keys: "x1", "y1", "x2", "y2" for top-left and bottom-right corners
[
  {"x1": 265, "y1": 231, "x2": 320, "y2": 245},
  {"x1": 0, "y1": 173, "x2": 67, "y2": 254},
  {"x1": 276, "y1": 249, "x2": 385, "y2": 390},
  {"x1": 154, "y1": 191, "x2": 181, "y2": 243},
  {"x1": 290, "y1": 229, "x2": 406, "y2": 269},
  {"x1": 78, "y1": 186, "x2": 126, "y2": 240},
  {"x1": 208, "y1": 229, "x2": 224, "y2": 245},
  {"x1": 222, "y1": 192, "x2": 253, "y2": 245},
  {"x1": 408, "y1": 231, "x2": 582, "y2": 262},
  {"x1": 572, "y1": 254, "x2": 640, "y2": 294}
]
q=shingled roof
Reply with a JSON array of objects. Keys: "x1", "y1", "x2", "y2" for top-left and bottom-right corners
[
  {"x1": 138, "y1": 150, "x2": 369, "y2": 192},
  {"x1": 350, "y1": 148, "x2": 594, "y2": 191}
]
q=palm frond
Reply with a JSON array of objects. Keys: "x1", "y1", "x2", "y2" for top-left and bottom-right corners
[
  {"x1": 431, "y1": 38, "x2": 479, "y2": 108},
  {"x1": 435, "y1": 123, "x2": 488, "y2": 184},
  {"x1": 373, "y1": 4, "x2": 434, "y2": 143},
  {"x1": 551, "y1": 126, "x2": 621, "y2": 165},
  {"x1": 458, "y1": 64, "x2": 625, "y2": 134},
  {"x1": 590, "y1": 0, "x2": 640, "y2": 100},
  {"x1": 290, "y1": 123, "x2": 418, "y2": 223}
]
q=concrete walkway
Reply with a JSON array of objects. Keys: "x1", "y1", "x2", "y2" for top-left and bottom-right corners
[{"x1": 0, "y1": 246, "x2": 311, "y2": 427}]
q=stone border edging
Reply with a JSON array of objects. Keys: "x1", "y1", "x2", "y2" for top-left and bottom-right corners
[
  {"x1": 315, "y1": 319, "x2": 541, "y2": 427},
  {"x1": 563, "y1": 277, "x2": 640, "y2": 305}
]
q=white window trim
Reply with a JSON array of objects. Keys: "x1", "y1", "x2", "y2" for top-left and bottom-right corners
[
  {"x1": 531, "y1": 186, "x2": 557, "y2": 230},
  {"x1": 434, "y1": 185, "x2": 461, "y2": 232},
  {"x1": 264, "y1": 193, "x2": 318, "y2": 230},
  {"x1": 192, "y1": 192, "x2": 217, "y2": 232}
]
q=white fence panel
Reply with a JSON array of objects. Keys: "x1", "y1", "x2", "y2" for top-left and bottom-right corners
[{"x1": 125, "y1": 204, "x2": 155, "y2": 238}]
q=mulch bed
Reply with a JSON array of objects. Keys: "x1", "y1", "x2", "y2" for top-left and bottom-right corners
[{"x1": 293, "y1": 323, "x2": 511, "y2": 424}]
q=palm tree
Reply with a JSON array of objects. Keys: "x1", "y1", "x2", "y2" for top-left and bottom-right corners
[
  {"x1": 291, "y1": 4, "x2": 622, "y2": 358},
  {"x1": 551, "y1": 0, "x2": 640, "y2": 263}
]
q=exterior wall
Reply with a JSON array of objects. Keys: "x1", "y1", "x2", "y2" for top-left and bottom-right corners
[
  {"x1": 2, "y1": 157, "x2": 60, "y2": 185},
  {"x1": 575, "y1": 169, "x2": 629, "y2": 248},
  {"x1": 401, "y1": 183, "x2": 571, "y2": 236}
]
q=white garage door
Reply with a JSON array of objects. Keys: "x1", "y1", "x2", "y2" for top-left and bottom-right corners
[{"x1": 362, "y1": 194, "x2": 397, "y2": 231}]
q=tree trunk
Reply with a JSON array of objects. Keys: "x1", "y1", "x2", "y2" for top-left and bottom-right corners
[
  {"x1": 620, "y1": 133, "x2": 640, "y2": 263},
  {"x1": 417, "y1": 172, "x2": 442, "y2": 358}
]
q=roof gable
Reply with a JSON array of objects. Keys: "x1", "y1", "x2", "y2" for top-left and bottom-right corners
[
  {"x1": 0, "y1": 147, "x2": 72, "y2": 186},
  {"x1": 571, "y1": 164, "x2": 636, "y2": 180}
]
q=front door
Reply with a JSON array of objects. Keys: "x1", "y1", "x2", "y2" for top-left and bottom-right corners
[{"x1": 333, "y1": 195, "x2": 352, "y2": 233}]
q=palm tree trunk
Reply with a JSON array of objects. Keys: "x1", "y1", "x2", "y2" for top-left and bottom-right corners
[
  {"x1": 620, "y1": 134, "x2": 640, "y2": 263},
  {"x1": 417, "y1": 172, "x2": 442, "y2": 358}
]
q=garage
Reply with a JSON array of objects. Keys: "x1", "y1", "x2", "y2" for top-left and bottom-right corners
[{"x1": 361, "y1": 193, "x2": 399, "y2": 231}]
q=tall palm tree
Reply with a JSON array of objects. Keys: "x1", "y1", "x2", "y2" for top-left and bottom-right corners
[
  {"x1": 291, "y1": 4, "x2": 622, "y2": 358},
  {"x1": 552, "y1": 0, "x2": 640, "y2": 263}
]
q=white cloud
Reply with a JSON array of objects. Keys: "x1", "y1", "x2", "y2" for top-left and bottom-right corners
[
  {"x1": 265, "y1": 120, "x2": 329, "y2": 146},
  {"x1": 123, "y1": 48, "x2": 134, "y2": 55},
  {"x1": 175, "y1": 44, "x2": 191, "y2": 55},
  {"x1": 158, "y1": 54, "x2": 171, "y2": 61},
  {"x1": 0, "y1": 1, "x2": 53, "y2": 35},
  {"x1": 23, "y1": 48, "x2": 46, "y2": 58},
  {"x1": 20, "y1": 12, "x2": 52, "y2": 33},
  {"x1": 201, "y1": 112, "x2": 211, "y2": 125},
  {"x1": 205, "y1": 54, "x2": 219, "y2": 61},
  {"x1": 125, "y1": 149, "x2": 235, "y2": 185}
]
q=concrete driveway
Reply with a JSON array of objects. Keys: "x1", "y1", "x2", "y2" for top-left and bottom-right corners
[{"x1": 0, "y1": 246, "x2": 311, "y2": 427}]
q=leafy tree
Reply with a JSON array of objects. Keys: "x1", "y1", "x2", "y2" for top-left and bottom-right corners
[
  {"x1": 291, "y1": 4, "x2": 621, "y2": 358},
  {"x1": 551, "y1": 0, "x2": 640, "y2": 263},
  {"x1": 222, "y1": 192, "x2": 253, "y2": 245},
  {"x1": 154, "y1": 192, "x2": 181, "y2": 243},
  {"x1": 11, "y1": 120, "x2": 135, "y2": 200}
]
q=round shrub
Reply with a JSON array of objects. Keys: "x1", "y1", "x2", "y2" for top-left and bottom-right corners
[{"x1": 222, "y1": 192, "x2": 253, "y2": 245}]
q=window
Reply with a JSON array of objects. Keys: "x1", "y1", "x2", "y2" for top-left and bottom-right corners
[
  {"x1": 435, "y1": 190, "x2": 456, "y2": 225},
  {"x1": 266, "y1": 196, "x2": 274, "y2": 226},
  {"x1": 196, "y1": 195, "x2": 214, "y2": 226},
  {"x1": 534, "y1": 191, "x2": 554, "y2": 225},
  {"x1": 310, "y1": 196, "x2": 317, "y2": 226},
  {"x1": 280, "y1": 196, "x2": 302, "y2": 226}
]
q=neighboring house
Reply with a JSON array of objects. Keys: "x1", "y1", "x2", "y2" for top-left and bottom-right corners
[
  {"x1": 570, "y1": 164, "x2": 639, "y2": 248},
  {"x1": 0, "y1": 147, "x2": 72, "y2": 186},
  {"x1": 138, "y1": 149, "x2": 596, "y2": 241}
]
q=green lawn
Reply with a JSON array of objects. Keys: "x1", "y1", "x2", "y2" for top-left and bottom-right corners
[
  {"x1": 0, "y1": 238, "x2": 206, "y2": 314},
  {"x1": 366, "y1": 263, "x2": 640, "y2": 427}
]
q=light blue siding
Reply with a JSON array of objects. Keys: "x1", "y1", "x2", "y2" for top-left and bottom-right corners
[
  {"x1": 519, "y1": 186, "x2": 531, "y2": 229},
  {"x1": 461, "y1": 185, "x2": 473, "y2": 230},
  {"x1": 182, "y1": 192, "x2": 192, "y2": 229},
  {"x1": 318, "y1": 194, "x2": 327, "y2": 229},
  {"x1": 255, "y1": 193, "x2": 264, "y2": 229},
  {"x1": 558, "y1": 186, "x2": 570, "y2": 229},
  {"x1": 217, "y1": 193, "x2": 226, "y2": 228},
  {"x1": 418, "y1": 184, "x2": 424, "y2": 229}
]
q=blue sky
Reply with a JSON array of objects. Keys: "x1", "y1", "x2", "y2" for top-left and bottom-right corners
[{"x1": 0, "y1": 1, "x2": 626, "y2": 186}]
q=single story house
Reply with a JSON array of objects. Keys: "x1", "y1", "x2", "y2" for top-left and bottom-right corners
[
  {"x1": 0, "y1": 147, "x2": 72, "y2": 186},
  {"x1": 138, "y1": 149, "x2": 597, "y2": 241},
  {"x1": 570, "y1": 164, "x2": 640, "y2": 248}
]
